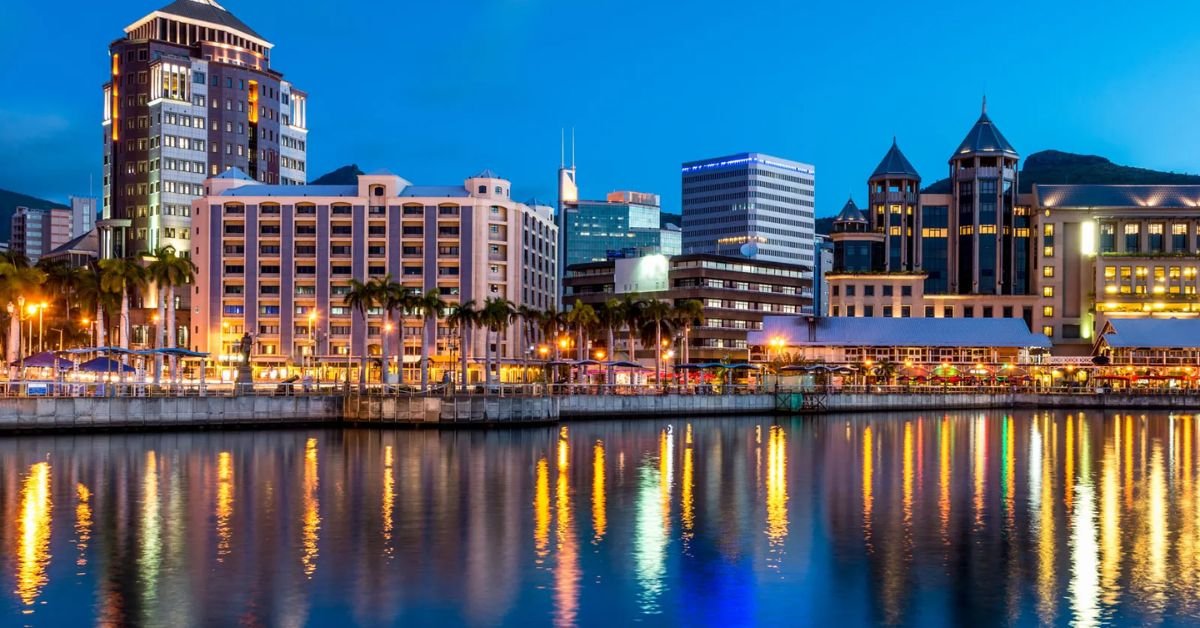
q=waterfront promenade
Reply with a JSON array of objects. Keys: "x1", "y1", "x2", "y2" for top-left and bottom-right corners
[{"x1": 2, "y1": 385, "x2": 1200, "y2": 431}]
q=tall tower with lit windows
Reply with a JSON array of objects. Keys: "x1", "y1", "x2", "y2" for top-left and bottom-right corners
[
  {"x1": 867, "y1": 139, "x2": 921, "y2": 272},
  {"x1": 947, "y1": 98, "x2": 1026, "y2": 294},
  {"x1": 101, "y1": 0, "x2": 308, "y2": 260}
]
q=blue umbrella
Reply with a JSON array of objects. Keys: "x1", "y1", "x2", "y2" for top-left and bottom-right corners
[
  {"x1": 78, "y1": 357, "x2": 137, "y2": 373},
  {"x1": 11, "y1": 352, "x2": 75, "y2": 370}
]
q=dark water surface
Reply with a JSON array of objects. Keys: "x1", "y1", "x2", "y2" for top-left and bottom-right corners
[{"x1": 2, "y1": 412, "x2": 1198, "y2": 626}]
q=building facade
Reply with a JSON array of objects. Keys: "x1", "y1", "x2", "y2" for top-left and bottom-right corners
[
  {"x1": 563, "y1": 254, "x2": 812, "y2": 362},
  {"x1": 10, "y1": 206, "x2": 72, "y2": 263},
  {"x1": 1035, "y1": 184, "x2": 1200, "y2": 351},
  {"x1": 681, "y1": 153, "x2": 816, "y2": 268},
  {"x1": 563, "y1": 191, "x2": 679, "y2": 266},
  {"x1": 101, "y1": 0, "x2": 308, "y2": 260},
  {"x1": 192, "y1": 170, "x2": 558, "y2": 383},
  {"x1": 827, "y1": 102, "x2": 1038, "y2": 334},
  {"x1": 69, "y1": 196, "x2": 97, "y2": 240}
]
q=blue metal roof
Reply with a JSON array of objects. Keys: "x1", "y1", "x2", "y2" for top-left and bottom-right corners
[
  {"x1": 399, "y1": 185, "x2": 469, "y2": 198},
  {"x1": 952, "y1": 99, "x2": 1017, "y2": 159},
  {"x1": 214, "y1": 168, "x2": 255, "y2": 181},
  {"x1": 222, "y1": 184, "x2": 358, "y2": 197},
  {"x1": 870, "y1": 139, "x2": 921, "y2": 179},
  {"x1": 750, "y1": 316, "x2": 1051, "y2": 348},
  {"x1": 834, "y1": 197, "x2": 866, "y2": 223},
  {"x1": 1099, "y1": 318, "x2": 1200, "y2": 349},
  {"x1": 1035, "y1": 184, "x2": 1200, "y2": 209}
]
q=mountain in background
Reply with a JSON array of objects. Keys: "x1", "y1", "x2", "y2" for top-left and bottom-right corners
[
  {"x1": 921, "y1": 149, "x2": 1200, "y2": 194},
  {"x1": 309, "y1": 164, "x2": 364, "y2": 185},
  {"x1": 0, "y1": 189, "x2": 69, "y2": 243}
]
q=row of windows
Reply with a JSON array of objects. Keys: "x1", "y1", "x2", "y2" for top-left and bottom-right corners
[{"x1": 832, "y1": 284, "x2": 914, "y2": 298}]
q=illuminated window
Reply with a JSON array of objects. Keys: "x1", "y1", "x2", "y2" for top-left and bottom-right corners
[
  {"x1": 1043, "y1": 265, "x2": 1054, "y2": 278},
  {"x1": 1043, "y1": 246, "x2": 1054, "y2": 257},
  {"x1": 1043, "y1": 306, "x2": 1054, "y2": 317},
  {"x1": 980, "y1": 225, "x2": 997, "y2": 234},
  {"x1": 1043, "y1": 286, "x2": 1054, "y2": 297},
  {"x1": 1104, "y1": 267, "x2": 1116, "y2": 279},
  {"x1": 1042, "y1": 325, "x2": 1054, "y2": 337},
  {"x1": 1043, "y1": 224, "x2": 1054, "y2": 236}
]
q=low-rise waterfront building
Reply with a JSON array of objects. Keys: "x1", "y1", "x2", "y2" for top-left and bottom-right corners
[
  {"x1": 1035, "y1": 185, "x2": 1200, "y2": 351},
  {"x1": 192, "y1": 169, "x2": 558, "y2": 383},
  {"x1": 564, "y1": 254, "x2": 812, "y2": 362},
  {"x1": 750, "y1": 316, "x2": 1050, "y2": 368}
]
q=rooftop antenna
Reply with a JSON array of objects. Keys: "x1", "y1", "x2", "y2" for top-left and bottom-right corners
[
  {"x1": 560, "y1": 128, "x2": 565, "y2": 168},
  {"x1": 982, "y1": 94, "x2": 987, "y2": 115},
  {"x1": 570, "y1": 127, "x2": 576, "y2": 169}
]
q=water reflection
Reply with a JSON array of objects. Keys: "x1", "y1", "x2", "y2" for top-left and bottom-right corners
[
  {"x1": 6, "y1": 413, "x2": 1200, "y2": 624},
  {"x1": 16, "y1": 461, "x2": 51, "y2": 610}
]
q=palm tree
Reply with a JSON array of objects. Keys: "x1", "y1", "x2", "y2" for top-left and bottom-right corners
[
  {"x1": 566, "y1": 299, "x2": 598, "y2": 383},
  {"x1": 37, "y1": 258, "x2": 76, "y2": 326},
  {"x1": 671, "y1": 299, "x2": 705, "y2": 367},
  {"x1": 516, "y1": 304, "x2": 542, "y2": 384},
  {"x1": 373, "y1": 276, "x2": 405, "y2": 385},
  {"x1": 618, "y1": 294, "x2": 645, "y2": 363},
  {"x1": 595, "y1": 298, "x2": 623, "y2": 386},
  {"x1": 0, "y1": 260, "x2": 46, "y2": 377},
  {"x1": 640, "y1": 299, "x2": 673, "y2": 387},
  {"x1": 146, "y1": 247, "x2": 197, "y2": 382},
  {"x1": 98, "y1": 257, "x2": 147, "y2": 373},
  {"x1": 446, "y1": 300, "x2": 479, "y2": 392},
  {"x1": 343, "y1": 278, "x2": 378, "y2": 389},
  {"x1": 537, "y1": 307, "x2": 566, "y2": 359},
  {"x1": 480, "y1": 297, "x2": 515, "y2": 387},
  {"x1": 414, "y1": 289, "x2": 446, "y2": 391},
  {"x1": 73, "y1": 263, "x2": 114, "y2": 350}
]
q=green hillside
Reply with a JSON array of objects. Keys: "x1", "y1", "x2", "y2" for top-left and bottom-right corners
[{"x1": 921, "y1": 150, "x2": 1200, "y2": 194}]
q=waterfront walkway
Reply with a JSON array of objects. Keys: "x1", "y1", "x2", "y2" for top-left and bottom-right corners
[{"x1": 2, "y1": 383, "x2": 1200, "y2": 432}]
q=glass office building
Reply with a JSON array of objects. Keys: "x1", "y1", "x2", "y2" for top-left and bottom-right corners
[{"x1": 564, "y1": 191, "x2": 679, "y2": 266}]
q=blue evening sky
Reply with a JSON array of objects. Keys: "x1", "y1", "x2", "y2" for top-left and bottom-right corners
[{"x1": 3, "y1": 0, "x2": 1200, "y2": 216}]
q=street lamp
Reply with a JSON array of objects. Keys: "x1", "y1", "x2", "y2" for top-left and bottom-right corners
[
  {"x1": 38, "y1": 302, "x2": 47, "y2": 353},
  {"x1": 25, "y1": 303, "x2": 36, "y2": 357}
]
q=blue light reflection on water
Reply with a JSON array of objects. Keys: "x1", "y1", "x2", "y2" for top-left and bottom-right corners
[{"x1": 2, "y1": 412, "x2": 1200, "y2": 626}]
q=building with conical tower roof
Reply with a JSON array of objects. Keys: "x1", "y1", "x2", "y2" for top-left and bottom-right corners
[
  {"x1": 830, "y1": 197, "x2": 884, "y2": 273},
  {"x1": 948, "y1": 97, "x2": 1031, "y2": 296},
  {"x1": 868, "y1": 139, "x2": 922, "y2": 271},
  {"x1": 826, "y1": 101, "x2": 1039, "y2": 332}
]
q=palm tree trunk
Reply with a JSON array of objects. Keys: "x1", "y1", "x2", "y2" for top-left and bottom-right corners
[
  {"x1": 655, "y1": 322, "x2": 662, "y2": 389},
  {"x1": 606, "y1": 326, "x2": 615, "y2": 386},
  {"x1": 119, "y1": 286, "x2": 130, "y2": 382},
  {"x1": 167, "y1": 286, "x2": 178, "y2": 383},
  {"x1": 95, "y1": 302, "x2": 106, "y2": 348},
  {"x1": 420, "y1": 315, "x2": 430, "y2": 392},
  {"x1": 7, "y1": 314, "x2": 19, "y2": 381},
  {"x1": 381, "y1": 311, "x2": 391, "y2": 386},
  {"x1": 154, "y1": 286, "x2": 165, "y2": 386},
  {"x1": 459, "y1": 324, "x2": 469, "y2": 392}
]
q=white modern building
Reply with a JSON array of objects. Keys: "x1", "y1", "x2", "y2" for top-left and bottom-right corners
[{"x1": 681, "y1": 152, "x2": 816, "y2": 267}]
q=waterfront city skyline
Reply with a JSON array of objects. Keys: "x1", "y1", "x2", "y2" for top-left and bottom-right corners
[{"x1": 5, "y1": 0, "x2": 1200, "y2": 214}]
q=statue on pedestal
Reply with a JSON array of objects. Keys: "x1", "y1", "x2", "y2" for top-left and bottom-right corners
[{"x1": 235, "y1": 332, "x2": 254, "y2": 392}]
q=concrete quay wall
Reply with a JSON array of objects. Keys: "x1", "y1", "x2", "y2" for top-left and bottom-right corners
[
  {"x1": 343, "y1": 395, "x2": 559, "y2": 425},
  {"x1": 0, "y1": 396, "x2": 343, "y2": 431},
  {"x1": 559, "y1": 394, "x2": 776, "y2": 419}
]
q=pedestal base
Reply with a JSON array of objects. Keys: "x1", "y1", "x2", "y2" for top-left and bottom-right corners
[{"x1": 235, "y1": 364, "x2": 253, "y2": 394}]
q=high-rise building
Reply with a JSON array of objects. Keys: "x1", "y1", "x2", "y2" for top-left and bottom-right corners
[
  {"x1": 101, "y1": 0, "x2": 308, "y2": 260},
  {"x1": 192, "y1": 170, "x2": 558, "y2": 383},
  {"x1": 681, "y1": 152, "x2": 816, "y2": 267},
  {"x1": 10, "y1": 206, "x2": 72, "y2": 263},
  {"x1": 563, "y1": 191, "x2": 678, "y2": 266},
  {"x1": 948, "y1": 100, "x2": 1028, "y2": 295},
  {"x1": 69, "y1": 196, "x2": 97, "y2": 239}
]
